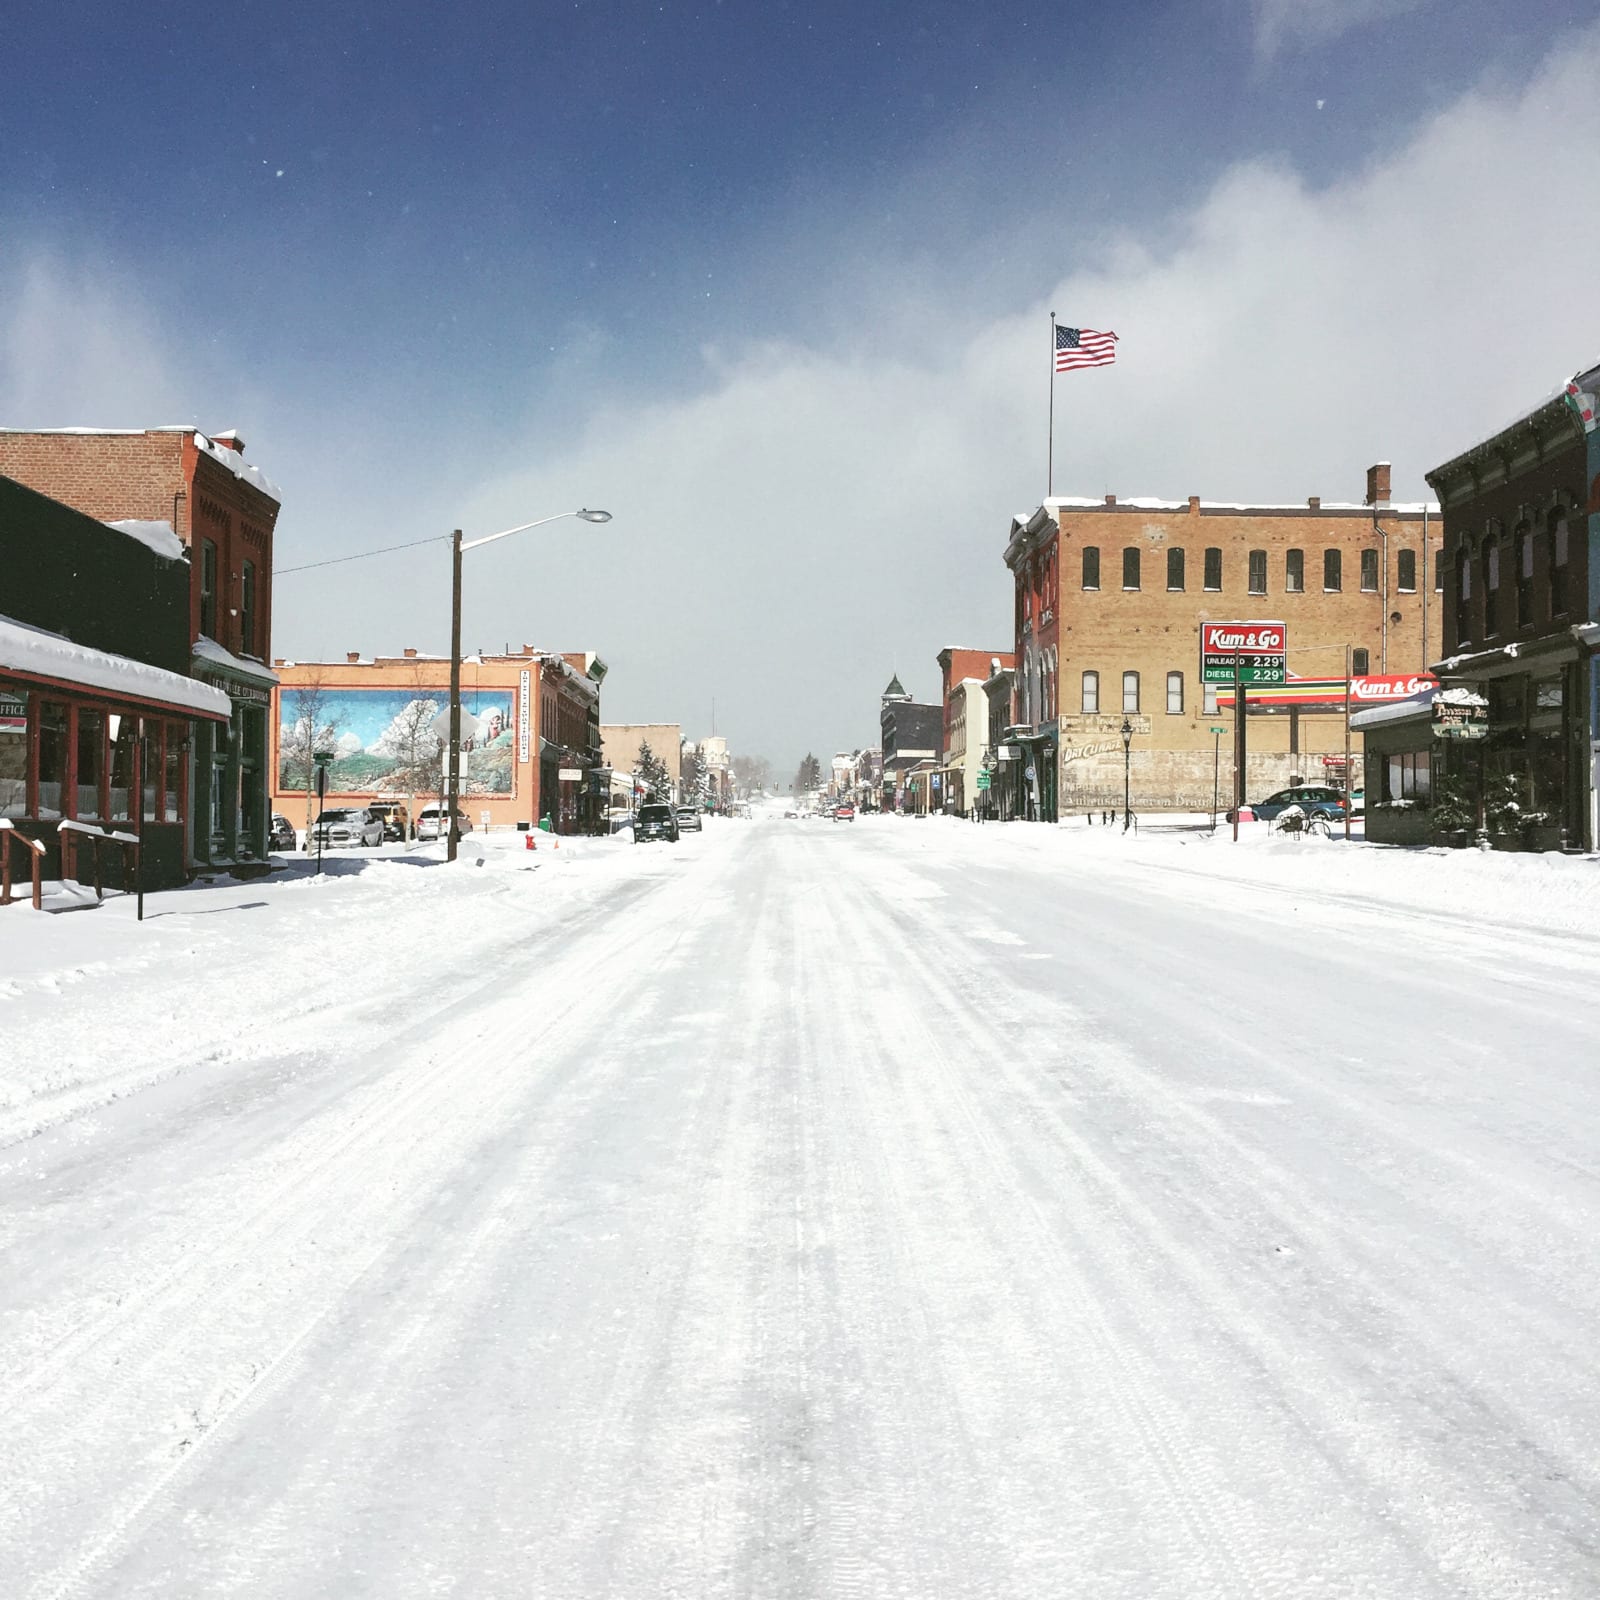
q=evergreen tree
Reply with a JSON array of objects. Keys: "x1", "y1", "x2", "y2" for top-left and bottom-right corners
[
  {"x1": 793, "y1": 752, "x2": 822, "y2": 794},
  {"x1": 633, "y1": 738, "x2": 672, "y2": 800}
]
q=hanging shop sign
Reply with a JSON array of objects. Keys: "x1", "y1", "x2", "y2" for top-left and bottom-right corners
[
  {"x1": 1433, "y1": 699, "x2": 1489, "y2": 740},
  {"x1": 557, "y1": 768, "x2": 583, "y2": 782},
  {"x1": 1200, "y1": 621, "x2": 1287, "y2": 685}
]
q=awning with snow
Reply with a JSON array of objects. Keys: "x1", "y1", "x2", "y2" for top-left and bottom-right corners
[{"x1": 0, "y1": 614, "x2": 232, "y2": 722}]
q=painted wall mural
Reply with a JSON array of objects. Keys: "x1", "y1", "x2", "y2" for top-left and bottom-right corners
[{"x1": 278, "y1": 686, "x2": 516, "y2": 796}]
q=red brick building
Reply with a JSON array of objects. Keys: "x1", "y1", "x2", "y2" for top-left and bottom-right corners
[{"x1": 0, "y1": 428, "x2": 282, "y2": 867}]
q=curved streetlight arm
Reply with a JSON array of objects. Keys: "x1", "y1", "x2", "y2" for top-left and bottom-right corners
[{"x1": 460, "y1": 508, "x2": 611, "y2": 553}]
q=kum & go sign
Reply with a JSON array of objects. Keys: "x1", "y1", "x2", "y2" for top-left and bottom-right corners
[{"x1": 1201, "y1": 621, "x2": 1287, "y2": 685}]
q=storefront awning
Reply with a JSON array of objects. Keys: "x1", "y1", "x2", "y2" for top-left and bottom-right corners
[{"x1": 0, "y1": 614, "x2": 232, "y2": 721}]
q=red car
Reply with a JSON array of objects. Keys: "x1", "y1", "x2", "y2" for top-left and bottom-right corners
[{"x1": 832, "y1": 803, "x2": 856, "y2": 821}]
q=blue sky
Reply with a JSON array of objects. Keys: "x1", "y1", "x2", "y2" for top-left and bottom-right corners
[{"x1": 2, "y1": 1, "x2": 1596, "y2": 775}]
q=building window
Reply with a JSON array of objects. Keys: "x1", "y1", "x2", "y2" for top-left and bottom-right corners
[
  {"x1": 37, "y1": 702, "x2": 67, "y2": 820},
  {"x1": 76, "y1": 707, "x2": 104, "y2": 819},
  {"x1": 1122, "y1": 671, "x2": 1139, "y2": 713},
  {"x1": 0, "y1": 684, "x2": 25, "y2": 819},
  {"x1": 1122, "y1": 547, "x2": 1140, "y2": 590},
  {"x1": 1081, "y1": 669, "x2": 1099, "y2": 714},
  {"x1": 1166, "y1": 671, "x2": 1184, "y2": 714},
  {"x1": 1397, "y1": 548, "x2": 1416, "y2": 593},
  {"x1": 1352, "y1": 648, "x2": 1370, "y2": 675},
  {"x1": 1204, "y1": 547, "x2": 1222, "y2": 590},
  {"x1": 1360, "y1": 548, "x2": 1379, "y2": 592},
  {"x1": 240, "y1": 560, "x2": 257, "y2": 656},
  {"x1": 1285, "y1": 549, "x2": 1304, "y2": 593},
  {"x1": 1202, "y1": 683, "x2": 1219, "y2": 716},
  {"x1": 1551, "y1": 515, "x2": 1570, "y2": 615},
  {"x1": 1483, "y1": 541, "x2": 1500, "y2": 636},
  {"x1": 1167, "y1": 548, "x2": 1185, "y2": 591},
  {"x1": 1435, "y1": 547, "x2": 1445, "y2": 590},
  {"x1": 1082, "y1": 545, "x2": 1100, "y2": 589},
  {"x1": 1248, "y1": 549, "x2": 1267, "y2": 594},
  {"x1": 1385, "y1": 750, "x2": 1432, "y2": 802},
  {"x1": 1515, "y1": 529, "x2": 1532, "y2": 627},
  {"x1": 1455, "y1": 547, "x2": 1471, "y2": 643},
  {"x1": 199, "y1": 540, "x2": 218, "y2": 638},
  {"x1": 110, "y1": 716, "x2": 136, "y2": 821},
  {"x1": 1323, "y1": 549, "x2": 1342, "y2": 592}
]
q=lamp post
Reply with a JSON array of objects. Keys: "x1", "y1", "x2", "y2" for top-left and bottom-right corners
[
  {"x1": 448, "y1": 509, "x2": 612, "y2": 861},
  {"x1": 1121, "y1": 716, "x2": 1133, "y2": 832}
]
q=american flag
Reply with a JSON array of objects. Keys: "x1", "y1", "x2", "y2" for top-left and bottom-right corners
[{"x1": 1055, "y1": 325, "x2": 1118, "y2": 372}]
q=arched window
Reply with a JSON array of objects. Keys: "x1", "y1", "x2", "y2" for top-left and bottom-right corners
[
  {"x1": 1082, "y1": 669, "x2": 1099, "y2": 714},
  {"x1": 1082, "y1": 546, "x2": 1100, "y2": 589},
  {"x1": 1122, "y1": 671, "x2": 1140, "y2": 713},
  {"x1": 1165, "y1": 672, "x2": 1184, "y2": 714},
  {"x1": 1285, "y1": 549, "x2": 1304, "y2": 593},
  {"x1": 1167, "y1": 548, "x2": 1185, "y2": 591},
  {"x1": 1248, "y1": 550, "x2": 1267, "y2": 595},
  {"x1": 1122, "y1": 547, "x2": 1141, "y2": 590}
]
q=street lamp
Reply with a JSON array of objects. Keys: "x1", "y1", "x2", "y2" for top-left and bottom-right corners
[
  {"x1": 1121, "y1": 716, "x2": 1133, "y2": 833},
  {"x1": 448, "y1": 509, "x2": 612, "y2": 861}
]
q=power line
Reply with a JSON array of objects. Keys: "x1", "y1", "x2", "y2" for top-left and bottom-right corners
[{"x1": 274, "y1": 534, "x2": 446, "y2": 575}]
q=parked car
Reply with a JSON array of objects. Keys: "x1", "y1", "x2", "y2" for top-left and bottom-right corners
[
  {"x1": 634, "y1": 802, "x2": 679, "y2": 844},
  {"x1": 414, "y1": 805, "x2": 474, "y2": 842},
  {"x1": 675, "y1": 806, "x2": 703, "y2": 832},
  {"x1": 832, "y1": 803, "x2": 856, "y2": 821},
  {"x1": 367, "y1": 801, "x2": 411, "y2": 841},
  {"x1": 309, "y1": 806, "x2": 385, "y2": 849},
  {"x1": 1228, "y1": 785, "x2": 1348, "y2": 823},
  {"x1": 268, "y1": 813, "x2": 296, "y2": 852}
]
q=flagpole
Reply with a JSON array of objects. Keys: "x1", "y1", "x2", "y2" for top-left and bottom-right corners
[{"x1": 1048, "y1": 311, "x2": 1056, "y2": 499}]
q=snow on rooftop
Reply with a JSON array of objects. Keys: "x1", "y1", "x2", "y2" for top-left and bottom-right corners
[
  {"x1": 193, "y1": 635, "x2": 279, "y2": 685},
  {"x1": 1036, "y1": 496, "x2": 1439, "y2": 515},
  {"x1": 0, "y1": 613, "x2": 232, "y2": 719},
  {"x1": 104, "y1": 518, "x2": 185, "y2": 562},
  {"x1": 0, "y1": 426, "x2": 282, "y2": 504}
]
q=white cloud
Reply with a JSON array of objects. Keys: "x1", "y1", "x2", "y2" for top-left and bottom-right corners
[{"x1": 1251, "y1": 0, "x2": 1427, "y2": 60}]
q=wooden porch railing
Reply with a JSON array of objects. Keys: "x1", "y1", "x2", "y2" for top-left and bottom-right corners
[{"x1": 0, "y1": 818, "x2": 48, "y2": 911}]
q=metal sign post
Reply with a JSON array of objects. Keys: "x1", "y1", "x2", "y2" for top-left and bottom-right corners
[{"x1": 314, "y1": 757, "x2": 329, "y2": 874}]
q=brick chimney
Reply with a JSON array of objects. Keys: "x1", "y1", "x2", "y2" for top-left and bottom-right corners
[
  {"x1": 1307, "y1": 496, "x2": 1321, "y2": 511},
  {"x1": 213, "y1": 430, "x2": 245, "y2": 456},
  {"x1": 1365, "y1": 462, "x2": 1391, "y2": 508},
  {"x1": 1104, "y1": 494, "x2": 1117, "y2": 507},
  {"x1": 346, "y1": 651, "x2": 361, "y2": 664},
  {"x1": 1187, "y1": 496, "x2": 1200, "y2": 515},
  {"x1": 403, "y1": 647, "x2": 417, "y2": 658}
]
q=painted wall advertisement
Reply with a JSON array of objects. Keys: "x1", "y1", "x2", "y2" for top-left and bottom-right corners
[{"x1": 279, "y1": 686, "x2": 517, "y2": 795}]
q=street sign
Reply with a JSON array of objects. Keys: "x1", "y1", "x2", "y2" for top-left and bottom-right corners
[
  {"x1": 431, "y1": 707, "x2": 483, "y2": 744},
  {"x1": 1025, "y1": 765, "x2": 1036, "y2": 781},
  {"x1": 976, "y1": 770, "x2": 992, "y2": 790},
  {"x1": 1208, "y1": 725, "x2": 1226, "y2": 735},
  {"x1": 313, "y1": 759, "x2": 329, "y2": 800},
  {"x1": 1200, "y1": 621, "x2": 1287, "y2": 685}
]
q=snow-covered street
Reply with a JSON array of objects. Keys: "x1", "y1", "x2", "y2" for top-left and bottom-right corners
[{"x1": 4, "y1": 817, "x2": 1599, "y2": 1598}]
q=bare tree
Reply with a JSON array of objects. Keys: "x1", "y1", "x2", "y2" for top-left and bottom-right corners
[{"x1": 371, "y1": 665, "x2": 445, "y2": 839}]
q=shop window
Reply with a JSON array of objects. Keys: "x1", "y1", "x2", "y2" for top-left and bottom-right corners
[
  {"x1": 1361, "y1": 548, "x2": 1379, "y2": 592},
  {"x1": 76, "y1": 707, "x2": 105, "y2": 819},
  {"x1": 1551, "y1": 515, "x2": 1569, "y2": 615},
  {"x1": 1166, "y1": 548, "x2": 1185, "y2": 591},
  {"x1": 1323, "y1": 549, "x2": 1342, "y2": 592},
  {"x1": 1285, "y1": 549, "x2": 1304, "y2": 593},
  {"x1": 164, "y1": 726, "x2": 183, "y2": 822},
  {"x1": 1352, "y1": 648, "x2": 1370, "y2": 675},
  {"x1": 38, "y1": 702, "x2": 67, "y2": 820},
  {"x1": 0, "y1": 683, "x2": 26, "y2": 818},
  {"x1": 1166, "y1": 671, "x2": 1184, "y2": 714},
  {"x1": 1204, "y1": 547, "x2": 1222, "y2": 590},
  {"x1": 110, "y1": 716, "x2": 137, "y2": 821},
  {"x1": 142, "y1": 723, "x2": 162, "y2": 822},
  {"x1": 1385, "y1": 749, "x2": 1432, "y2": 801},
  {"x1": 1397, "y1": 548, "x2": 1416, "y2": 593},
  {"x1": 200, "y1": 540, "x2": 218, "y2": 638},
  {"x1": 1122, "y1": 547, "x2": 1140, "y2": 590},
  {"x1": 240, "y1": 560, "x2": 257, "y2": 656},
  {"x1": 1247, "y1": 550, "x2": 1267, "y2": 594},
  {"x1": 1483, "y1": 542, "x2": 1500, "y2": 636},
  {"x1": 1122, "y1": 671, "x2": 1140, "y2": 713},
  {"x1": 1081, "y1": 670, "x2": 1099, "y2": 713},
  {"x1": 1081, "y1": 546, "x2": 1099, "y2": 590}
]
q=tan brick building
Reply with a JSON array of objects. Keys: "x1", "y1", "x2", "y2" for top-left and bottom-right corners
[
  {"x1": 271, "y1": 647, "x2": 604, "y2": 836},
  {"x1": 0, "y1": 427, "x2": 282, "y2": 866},
  {"x1": 598, "y1": 723, "x2": 681, "y2": 807},
  {"x1": 1005, "y1": 464, "x2": 1444, "y2": 815}
]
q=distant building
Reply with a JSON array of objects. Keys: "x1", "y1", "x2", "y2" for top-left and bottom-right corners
[
  {"x1": 937, "y1": 647, "x2": 1014, "y2": 815},
  {"x1": 599, "y1": 723, "x2": 681, "y2": 805},
  {"x1": 879, "y1": 674, "x2": 942, "y2": 813},
  {"x1": 0, "y1": 427, "x2": 282, "y2": 866},
  {"x1": 1006, "y1": 463, "x2": 1443, "y2": 817},
  {"x1": 271, "y1": 646, "x2": 605, "y2": 835}
]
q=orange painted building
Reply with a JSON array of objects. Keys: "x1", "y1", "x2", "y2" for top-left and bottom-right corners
[{"x1": 270, "y1": 646, "x2": 606, "y2": 836}]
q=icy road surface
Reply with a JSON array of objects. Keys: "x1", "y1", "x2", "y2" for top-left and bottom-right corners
[{"x1": 3, "y1": 818, "x2": 1599, "y2": 1598}]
